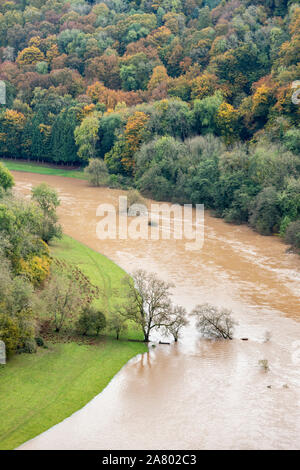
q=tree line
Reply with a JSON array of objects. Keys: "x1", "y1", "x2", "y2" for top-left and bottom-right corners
[{"x1": 0, "y1": 0, "x2": 298, "y2": 249}]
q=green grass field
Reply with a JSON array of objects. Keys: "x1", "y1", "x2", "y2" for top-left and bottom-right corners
[
  {"x1": 0, "y1": 159, "x2": 86, "y2": 179},
  {"x1": 51, "y1": 235, "x2": 141, "y2": 340},
  {"x1": 0, "y1": 236, "x2": 147, "y2": 450}
]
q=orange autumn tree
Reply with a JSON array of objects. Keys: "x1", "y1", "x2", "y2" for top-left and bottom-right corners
[
  {"x1": 147, "y1": 65, "x2": 169, "y2": 92},
  {"x1": 145, "y1": 26, "x2": 172, "y2": 49},
  {"x1": 87, "y1": 81, "x2": 141, "y2": 110},
  {"x1": 122, "y1": 111, "x2": 149, "y2": 172},
  {"x1": 191, "y1": 73, "x2": 218, "y2": 100},
  {"x1": 105, "y1": 111, "x2": 149, "y2": 175},
  {"x1": 216, "y1": 102, "x2": 240, "y2": 144},
  {"x1": 252, "y1": 83, "x2": 276, "y2": 120},
  {"x1": 125, "y1": 111, "x2": 149, "y2": 154}
]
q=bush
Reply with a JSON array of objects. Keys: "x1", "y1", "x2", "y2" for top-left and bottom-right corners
[
  {"x1": 283, "y1": 128, "x2": 300, "y2": 154},
  {"x1": 84, "y1": 158, "x2": 109, "y2": 187},
  {"x1": 0, "y1": 308, "x2": 36, "y2": 356},
  {"x1": 18, "y1": 255, "x2": 51, "y2": 287},
  {"x1": 35, "y1": 337, "x2": 45, "y2": 347},
  {"x1": 0, "y1": 314, "x2": 21, "y2": 355},
  {"x1": 284, "y1": 220, "x2": 300, "y2": 251},
  {"x1": 249, "y1": 187, "x2": 281, "y2": 235},
  {"x1": 279, "y1": 215, "x2": 291, "y2": 237},
  {"x1": 108, "y1": 174, "x2": 131, "y2": 189},
  {"x1": 77, "y1": 307, "x2": 106, "y2": 336},
  {"x1": 19, "y1": 339, "x2": 37, "y2": 354},
  {"x1": 0, "y1": 163, "x2": 14, "y2": 191}
]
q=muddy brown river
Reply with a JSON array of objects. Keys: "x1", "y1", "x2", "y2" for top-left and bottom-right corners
[{"x1": 14, "y1": 171, "x2": 300, "y2": 450}]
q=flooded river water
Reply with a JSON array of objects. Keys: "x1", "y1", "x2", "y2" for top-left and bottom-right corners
[{"x1": 14, "y1": 171, "x2": 300, "y2": 450}]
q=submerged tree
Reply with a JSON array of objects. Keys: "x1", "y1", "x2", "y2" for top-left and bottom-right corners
[
  {"x1": 191, "y1": 303, "x2": 236, "y2": 340},
  {"x1": 84, "y1": 158, "x2": 109, "y2": 187},
  {"x1": 165, "y1": 305, "x2": 188, "y2": 342}
]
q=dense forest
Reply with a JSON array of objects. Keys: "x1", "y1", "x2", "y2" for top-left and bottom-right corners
[{"x1": 0, "y1": 0, "x2": 299, "y2": 246}]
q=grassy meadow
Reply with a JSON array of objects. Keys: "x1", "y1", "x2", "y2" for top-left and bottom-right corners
[
  {"x1": 0, "y1": 159, "x2": 86, "y2": 179},
  {"x1": 0, "y1": 235, "x2": 147, "y2": 450}
]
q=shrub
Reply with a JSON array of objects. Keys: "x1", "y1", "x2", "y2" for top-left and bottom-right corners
[
  {"x1": 283, "y1": 128, "x2": 300, "y2": 154},
  {"x1": 0, "y1": 314, "x2": 21, "y2": 355},
  {"x1": 35, "y1": 337, "x2": 45, "y2": 347},
  {"x1": 280, "y1": 215, "x2": 291, "y2": 236},
  {"x1": 0, "y1": 315, "x2": 35, "y2": 355},
  {"x1": 77, "y1": 307, "x2": 106, "y2": 336},
  {"x1": 249, "y1": 187, "x2": 281, "y2": 235},
  {"x1": 18, "y1": 255, "x2": 51, "y2": 287},
  {"x1": 19, "y1": 339, "x2": 37, "y2": 354},
  {"x1": 284, "y1": 220, "x2": 300, "y2": 251},
  {"x1": 0, "y1": 163, "x2": 14, "y2": 191}
]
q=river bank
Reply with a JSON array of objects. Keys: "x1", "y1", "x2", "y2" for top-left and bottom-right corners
[{"x1": 12, "y1": 170, "x2": 300, "y2": 450}]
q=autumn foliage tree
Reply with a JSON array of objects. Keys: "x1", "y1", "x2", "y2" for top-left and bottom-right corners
[
  {"x1": 16, "y1": 46, "x2": 45, "y2": 65},
  {"x1": 0, "y1": 109, "x2": 26, "y2": 157}
]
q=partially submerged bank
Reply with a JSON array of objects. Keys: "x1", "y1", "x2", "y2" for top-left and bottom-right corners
[
  {"x1": 0, "y1": 235, "x2": 147, "y2": 451},
  {"x1": 3, "y1": 159, "x2": 300, "y2": 254},
  {"x1": 10, "y1": 168, "x2": 300, "y2": 450}
]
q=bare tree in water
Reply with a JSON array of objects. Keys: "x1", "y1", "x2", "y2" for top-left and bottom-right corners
[
  {"x1": 166, "y1": 305, "x2": 188, "y2": 342},
  {"x1": 191, "y1": 304, "x2": 236, "y2": 340},
  {"x1": 120, "y1": 269, "x2": 174, "y2": 342}
]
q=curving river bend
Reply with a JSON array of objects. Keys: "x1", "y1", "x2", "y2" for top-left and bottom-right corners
[{"x1": 14, "y1": 171, "x2": 300, "y2": 450}]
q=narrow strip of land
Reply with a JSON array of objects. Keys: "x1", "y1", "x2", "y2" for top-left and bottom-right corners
[{"x1": 0, "y1": 159, "x2": 86, "y2": 179}]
